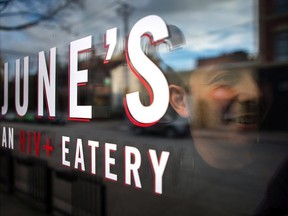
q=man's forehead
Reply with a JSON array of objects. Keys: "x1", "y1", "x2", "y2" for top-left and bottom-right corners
[
  {"x1": 192, "y1": 66, "x2": 255, "y2": 77},
  {"x1": 191, "y1": 67, "x2": 230, "y2": 79}
]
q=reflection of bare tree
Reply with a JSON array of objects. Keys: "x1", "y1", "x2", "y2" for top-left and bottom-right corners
[{"x1": 0, "y1": 0, "x2": 83, "y2": 31}]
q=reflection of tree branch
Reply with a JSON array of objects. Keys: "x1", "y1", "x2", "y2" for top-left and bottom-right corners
[
  {"x1": 0, "y1": 0, "x2": 11, "y2": 13},
  {"x1": 0, "y1": 0, "x2": 81, "y2": 31},
  {"x1": 0, "y1": 11, "x2": 44, "y2": 17}
]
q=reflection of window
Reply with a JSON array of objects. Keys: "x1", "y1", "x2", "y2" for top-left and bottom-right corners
[
  {"x1": 275, "y1": 0, "x2": 288, "y2": 14},
  {"x1": 274, "y1": 30, "x2": 288, "y2": 61}
]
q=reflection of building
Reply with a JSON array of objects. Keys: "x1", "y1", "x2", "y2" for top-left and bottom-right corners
[
  {"x1": 258, "y1": 0, "x2": 288, "y2": 130},
  {"x1": 197, "y1": 51, "x2": 250, "y2": 67},
  {"x1": 77, "y1": 48, "x2": 122, "y2": 118},
  {"x1": 111, "y1": 64, "x2": 141, "y2": 114},
  {"x1": 259, "y1": 0, "x2": 288, "y2": 62},
  {"x1": 110, "y1": 57, "x2": 190, "y2": 116}
]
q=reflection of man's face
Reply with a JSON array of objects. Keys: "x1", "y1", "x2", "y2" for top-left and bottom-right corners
[
  {"x1": 189, "y1": 68, "x2": 262, "y2": 133},
  {"x1": 169, "y1": 66, "x2": 268, "y2": 149},
  {"x1": 169, "y1": 66, "x2": 269, "y2": 168}
]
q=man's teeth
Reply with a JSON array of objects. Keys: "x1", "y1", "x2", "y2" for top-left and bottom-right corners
[
  {"x1": 235, "y1": 117, "x2": 256, "y2": 124},
  {"x1": 223, "y1": 113, "x2": 257, "y2": 124}
]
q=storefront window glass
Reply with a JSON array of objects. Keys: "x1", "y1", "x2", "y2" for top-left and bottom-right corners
[{"x1": 0, "y1": 1, "x2": 287, "y2": 216}]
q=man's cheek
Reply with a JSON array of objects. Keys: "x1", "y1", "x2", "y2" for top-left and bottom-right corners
[{"x1": 209, "y1": 88, "x2": 236, "y2": 101}]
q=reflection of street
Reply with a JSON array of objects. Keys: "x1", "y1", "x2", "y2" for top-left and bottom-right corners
[
  {"x1": 1, "y1": 120, "x2": 193, "y2": 175},
  {"x1": 1, "y1": 120, "x2": 287, "y2": 177},
  {"x1": 0, "y1": 189, "x2": 48, "y2": 216},
  {"x1": 0, "y1": 120, "x2": 288, "y2": 216},
  {"x1": 7, "y1": 120, "x2": 287, "y2": 144}
]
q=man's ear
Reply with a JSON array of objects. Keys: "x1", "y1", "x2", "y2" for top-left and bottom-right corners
[{"x1": 169, "y1": 84, "x2": 189, "y2": 117}]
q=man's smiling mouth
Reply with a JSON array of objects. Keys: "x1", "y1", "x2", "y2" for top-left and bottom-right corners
[{"x1": 223, "y1": 113, "x2": 259, "y2": 128}]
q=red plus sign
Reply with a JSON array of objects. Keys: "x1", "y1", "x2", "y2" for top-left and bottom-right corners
[{"x1": 43, "y1": 138, "x2": 54, "y2": 157}]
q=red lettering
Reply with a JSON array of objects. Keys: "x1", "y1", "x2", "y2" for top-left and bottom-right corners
[
  {"x1": 28, "y1": 131, "x2": 32, "y2": 154},
  {"x1": 19, "y1": 130, "x2": 26, "y2": 153},
  {"x1": 34, "y1": 132, "x2": 41, "y2": 157}
]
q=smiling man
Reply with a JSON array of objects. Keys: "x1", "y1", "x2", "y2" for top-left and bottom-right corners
[
  {"x1": 167, "y1": 63, "x2": 275, "y2": 215},
  {"x1": 169, "y1": 64, "x2": 267, "y2": 169}
]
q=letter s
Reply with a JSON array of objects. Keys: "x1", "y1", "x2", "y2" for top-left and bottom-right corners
[{"x1": 124, "y1": 15, "x2": 169, "y2": 126}]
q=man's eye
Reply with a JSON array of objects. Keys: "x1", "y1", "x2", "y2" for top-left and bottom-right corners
[{"x1": 210, "y1": 74, "x2": 238, "y2": 85}]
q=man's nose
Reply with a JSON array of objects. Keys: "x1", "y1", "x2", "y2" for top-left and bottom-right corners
[{"x1": 236, "y1": 73, "x2": 262, "y2": 103}]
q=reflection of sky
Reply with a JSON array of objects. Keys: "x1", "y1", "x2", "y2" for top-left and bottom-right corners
[{"x1": 0, "y1": 0, "x2": 257, "y2": 71}]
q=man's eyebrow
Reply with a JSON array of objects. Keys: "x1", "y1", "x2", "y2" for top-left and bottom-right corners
[
  {"x1": 204, "y1": 69, "x2": 229, "y2": 77},
  {"x1": 209, "y1": 69, "x2": 237, "y2": 76},
  {"x1": 202, "y1": 69, "x2": 238, "y2": 83}
]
